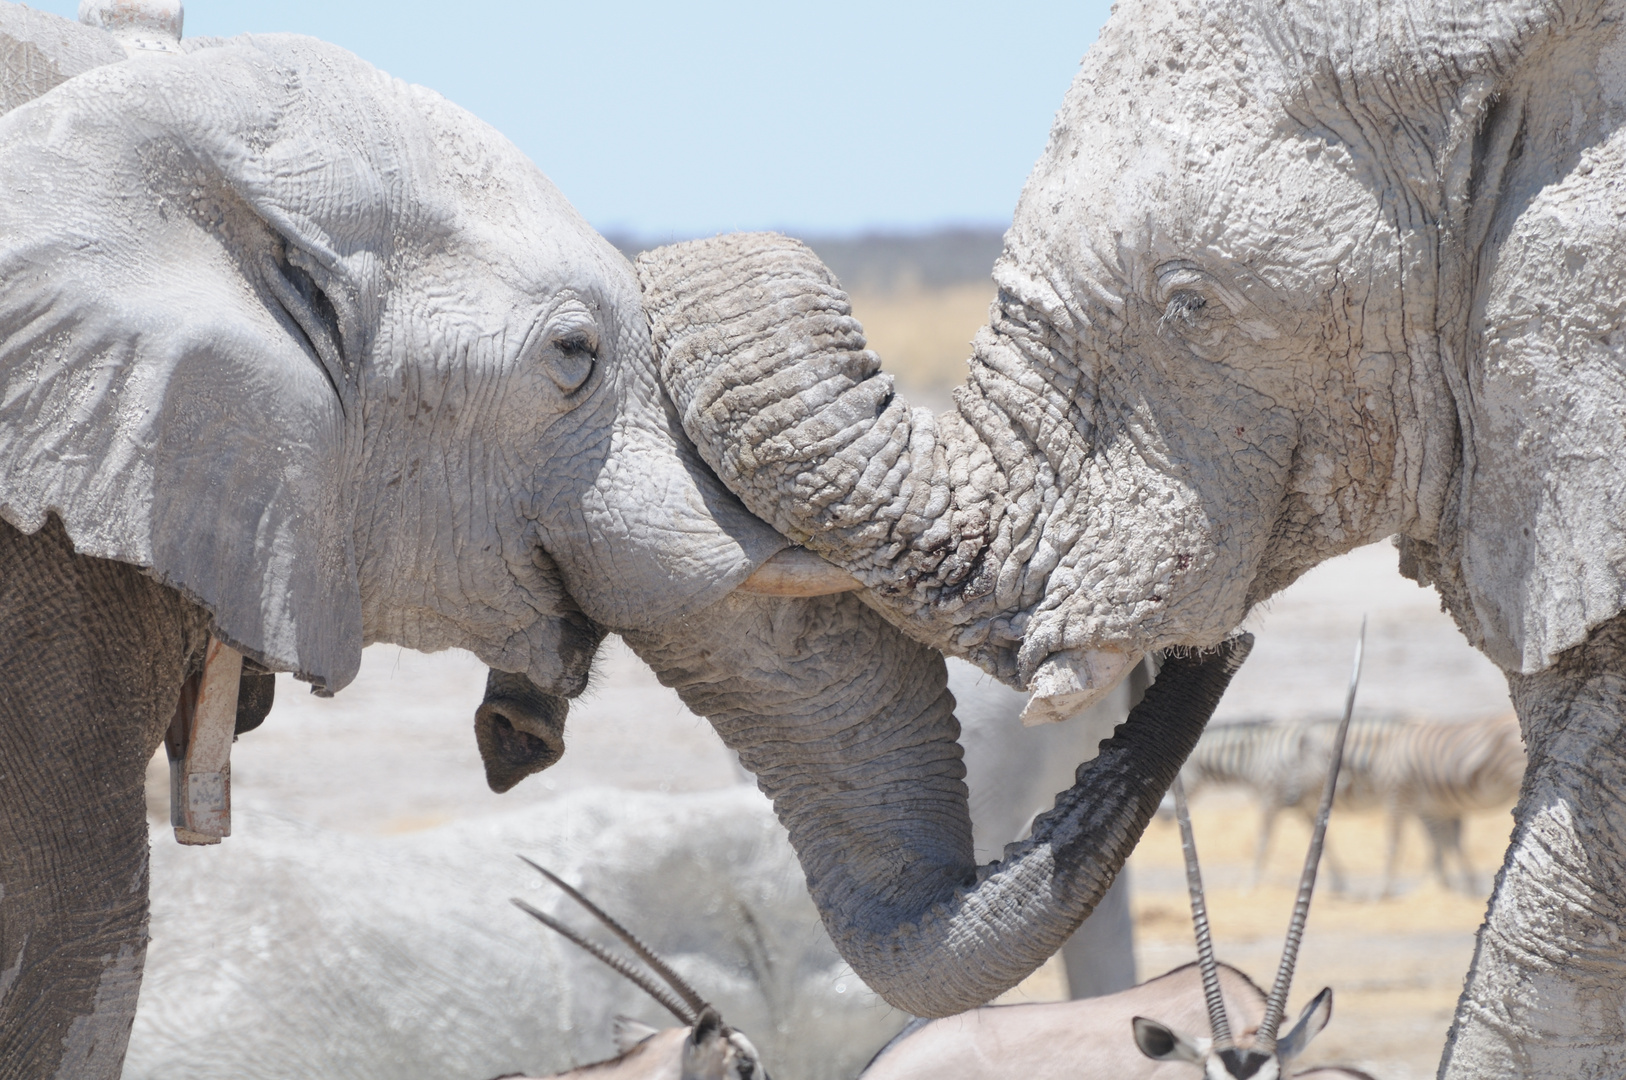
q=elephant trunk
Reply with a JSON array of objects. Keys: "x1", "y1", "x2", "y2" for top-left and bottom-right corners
[
  {"x1": 637, "y1": 233, "x2": 1122, "y2": 699},
  {"x1": 474, "y1": 669, "x2": 571, "y2": 793},
  {"x1": 623, "y1": 590, "x2": 1250, "y2": 1016}
]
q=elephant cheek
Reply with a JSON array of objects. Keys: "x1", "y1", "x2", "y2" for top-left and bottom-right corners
[{"x1": 473, "y1": 670, "x2": 568, "y2": 794}]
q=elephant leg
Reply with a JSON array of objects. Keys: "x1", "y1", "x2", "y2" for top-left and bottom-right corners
[
  {"x1": 1441, "y1": 615, "x2": 1626, "y2": 1078},
  {"x1": 0, "y1": 517, "x2": 209, "y2": 1080}
]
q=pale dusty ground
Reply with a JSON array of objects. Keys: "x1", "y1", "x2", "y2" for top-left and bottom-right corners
[{"x1": 146, "y1": 540, "x2": 1512, "y2": 1078}]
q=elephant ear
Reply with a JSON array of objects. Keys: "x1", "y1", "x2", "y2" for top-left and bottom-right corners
[
  {"x1": 1444, "y1": 136, "x2": 1626, "y2": 673},
  {"x1": 0, "y1": 3, "x2": 124, "y2": 116},
  {"x1": 0, "y1": 41, "x2": 385, "y2": 691}
]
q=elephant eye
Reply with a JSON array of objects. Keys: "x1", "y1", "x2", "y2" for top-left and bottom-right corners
[{"x1": 542, "y1": 327, "x2": 598, "y2": 394}]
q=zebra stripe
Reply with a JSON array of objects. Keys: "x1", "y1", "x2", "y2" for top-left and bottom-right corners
[{"x1": 1176, "y1": 713, "x2": 1524, "y2": 895}]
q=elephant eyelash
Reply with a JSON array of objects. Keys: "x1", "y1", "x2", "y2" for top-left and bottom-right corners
[
  {"x1": 1158, "y1": 291, "x2": 1209, "y2": 334},
  {"x1": 554, "y1": 332, "x2": 598, "y2": 360}
]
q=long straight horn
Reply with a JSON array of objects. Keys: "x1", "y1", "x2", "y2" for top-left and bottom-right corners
[
  {"x1": 1256, "y1": 618, "x2": 1366, "y2": 1050},
  {"x1": 510, "y1": 898, "x2": 696, "y2": 1025},
  {"x1": 519, "y1": 856, "x2": 712, "y2": 1020},
  {"x1": 1172, "y1": 775, "x2": 1234, "y2": 1051}
]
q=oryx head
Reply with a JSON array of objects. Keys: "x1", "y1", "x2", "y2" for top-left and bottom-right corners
[
  {"x1": 1133, "y1": 628, "x2": 1365, "y2": 1079},
  {"x1": 512, "y1": 858, "x2": 771, "y2": 1080}
]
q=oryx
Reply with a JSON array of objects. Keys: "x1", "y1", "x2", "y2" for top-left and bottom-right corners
[{"x1": 507, "y1": 859, "x2": 770, "y2": 1080}]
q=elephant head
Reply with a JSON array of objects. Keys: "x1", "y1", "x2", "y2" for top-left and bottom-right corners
[
  {"x1": 639, "y1": 0, "x2": 1626, "y2": 1062},
  {"x1": 641, "y1": 1, "x2": 1626, "y2": 690},
  {"x1": 0, "y1": 28, "x2": 787, "y2": 702}
]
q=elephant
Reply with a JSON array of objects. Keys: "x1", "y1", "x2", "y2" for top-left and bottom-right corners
[
  {"x1": 0, "y1": 4, "x2": 1248, "y2": 1077},
  {"x1": 0, "y1": 7, "x2": 788, "y2": 1075},
  {"x1": 634, "y1": 0, "x2": 1626, "y2": 1073},
  {"x1": 125, "y1": 787, "x2": 904, "y2": 1080}
]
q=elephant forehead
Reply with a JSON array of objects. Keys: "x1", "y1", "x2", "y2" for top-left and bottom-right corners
[{"x1": 1012, "y1": 0, "x2": 1396, "y2": 323}]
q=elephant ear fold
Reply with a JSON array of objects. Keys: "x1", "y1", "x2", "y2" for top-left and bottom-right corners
[
  {"x1": 0, "y1": 45, "x2": 364, "y2": 692},
  {"x1": 1441, "y1": 156, "x2": 1626, "y2": 672},
  {"x1": 0, "y1": 5, "x2": 124, "y2": 116}
]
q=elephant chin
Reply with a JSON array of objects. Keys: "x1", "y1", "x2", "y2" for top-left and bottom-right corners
[{"x1": 623, "y1": 588, "x2": 1251, "y2": 1016}]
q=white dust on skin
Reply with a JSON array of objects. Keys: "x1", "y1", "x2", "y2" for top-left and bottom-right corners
[{"x1": 52, "y1": 944, "x2": 141, "y2": 1080}]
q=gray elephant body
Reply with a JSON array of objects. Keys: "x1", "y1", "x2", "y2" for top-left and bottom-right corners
[
  {"x1": 639, "y1": 0, "x2": 1626, "y2": 1071},
  {"x1": 126, "y1": 787, "x2": 903, "y2": 1080},
  {"x1": 0, "y1": 11, "x2": 784, "y2": 1076}
]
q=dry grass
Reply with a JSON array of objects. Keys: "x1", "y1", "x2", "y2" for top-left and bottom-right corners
[{"x1": 846, "y1": 284, "x2": 994, "y2": 408}]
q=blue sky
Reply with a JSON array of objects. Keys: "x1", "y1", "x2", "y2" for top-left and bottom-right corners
[{"x1": 34, "y1": 1, "x2": 1114, "y2": 236}]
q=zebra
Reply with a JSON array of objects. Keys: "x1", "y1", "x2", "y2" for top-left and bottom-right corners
[
  {"x1": 1180, "y1": 713, "x2": 1524, "y2": 896},
  {"x1": 1366, "y1": 712, "x2": 1525, "y2": 896},
  {"x1": 1170, "y1": 715, "x2": 1372, "y2": 891}
]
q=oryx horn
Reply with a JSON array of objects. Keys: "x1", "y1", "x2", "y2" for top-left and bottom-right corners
[
  {"x1": 1255, "y1": 618, "x2": 1366, "y2": 1051},
  {"x1": 1172, "y1": 774, "x2": 1234, "y2": 1051},
  {"x1": 513, "y1": 856, "x2": 712, "y2": 1021},
  {"x1": 511, "y1": 896, "x2": 697, "y2": 1025}
]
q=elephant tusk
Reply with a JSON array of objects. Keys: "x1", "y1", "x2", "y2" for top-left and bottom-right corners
[
  {"x1": 1018, "y1": 647, "x2": 1140, "y2": 726},
  {"x1": 735, "y1": 548, "x2": 863, "y2": 597},
  {"x1": 164, "y1": 638, "x2": 242, "y2": 845}
]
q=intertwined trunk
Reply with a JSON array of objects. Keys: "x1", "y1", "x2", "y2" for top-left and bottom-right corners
[
  {"x1": 625, "y1": 589, "x2": 1250, "y2": 1016},
  {"x1": 638, "y1": 232, "x2": 1089, "y2": 687},
  {"x1": 1441, "y1": 614, "x2": 1626, "y2": 1078},
  {"x1": 0, "y1": 517, "x2": 210, "y2": 1080}
]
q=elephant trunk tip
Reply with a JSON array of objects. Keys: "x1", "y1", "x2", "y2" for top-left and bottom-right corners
[{"x1": 475, "y1": 670, "x2": 569, "y2": 794}]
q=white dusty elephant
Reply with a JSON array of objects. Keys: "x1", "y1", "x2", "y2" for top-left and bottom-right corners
[
  {"x1": 126, "y1": 787, "x2": 903, "y2": 1080},
  {"x1": 0, "y1": 5, "x2": 1250, "y2": 1076},
  {"x1": 636, "y1": 0, "x2": 1626, "y2": 1072}
]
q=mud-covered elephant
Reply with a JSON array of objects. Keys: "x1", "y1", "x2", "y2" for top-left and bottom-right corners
[
  {"x1": 0, "y1": 5, "x2": 1247, "y2": 1077},
  {"x1": 638, "y1": 1, "x2": 1626, "y2": 1073}
]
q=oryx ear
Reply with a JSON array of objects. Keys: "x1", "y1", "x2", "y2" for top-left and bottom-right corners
[
  {"x1": 689, "y1": 1006, "x2": 725, "y2": 1047},
  {"x1": 1277, "y1": 987, "x2": 1333, "y2": 1061},
  {"x1": 1132, "y1": 1017, "x2": 1205, "y2": 1064},
  {"x1": 0, "y1": 5, "x2": 123, "y2": 116},
  {"x1": 681, "y1": 1006, "x2": 733, "y2": 1080},
  {"x1": 612, "y1": 1015, "x2": 661, "y2": 1053},
  {"x1": 0, "y1": 41, "x2": 388, "y2": 692}
]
